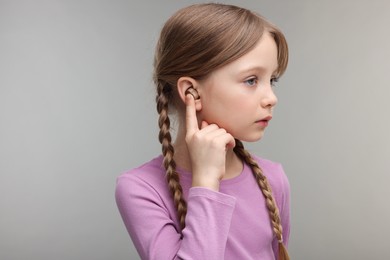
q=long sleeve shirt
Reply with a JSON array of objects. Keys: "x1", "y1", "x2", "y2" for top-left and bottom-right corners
[{"x1": 115, "y1": 154, "x2": 290, "y2": 260}]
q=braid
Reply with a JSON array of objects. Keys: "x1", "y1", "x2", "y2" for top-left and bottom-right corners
[
  {"x1": 156, "y1": 82, "x2": 187, "y2": 231},
  {"x1": 234, "y1": 139, "x2": 290, "y2": 260}
]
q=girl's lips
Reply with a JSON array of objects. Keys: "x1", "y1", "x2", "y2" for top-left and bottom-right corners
[
  {"x1": 255, "y1": 116, "x2": 272, "y2": 122},
  {"x1": 256, "y1": 120, "x2": 269, "y2": 127},
  {"x1": 255, "y1": 116, "x2": 272, "y2": 127}
]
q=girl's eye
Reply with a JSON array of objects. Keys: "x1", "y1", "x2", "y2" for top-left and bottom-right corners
[
  {"x1": 270, "y1": 77, "x2": 279, "y2": 87},
  {"x1": 244, "y1": 77, "x2": 258, "y2": 87}
]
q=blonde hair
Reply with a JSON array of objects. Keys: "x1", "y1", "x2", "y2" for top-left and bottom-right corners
[{"x1": 154, "y1": 3, "x2": 289, "y2": 259}]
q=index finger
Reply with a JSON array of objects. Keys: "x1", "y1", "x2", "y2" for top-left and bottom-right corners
[{"x1": 185, "y1": 94, "x2": 199, "y2": 135}]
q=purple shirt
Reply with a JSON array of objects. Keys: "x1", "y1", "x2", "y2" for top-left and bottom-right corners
[{"x1": 115, "y1": 155, "x2": 290, "y2": 260}]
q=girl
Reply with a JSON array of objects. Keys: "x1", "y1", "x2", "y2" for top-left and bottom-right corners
[{"x1": 116, "y1": 3, "x2": 290, "y2": 260}]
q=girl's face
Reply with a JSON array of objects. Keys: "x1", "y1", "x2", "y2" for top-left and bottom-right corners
[{"x1": 197, "y1": 32, "x2": 279, "y2": 142}]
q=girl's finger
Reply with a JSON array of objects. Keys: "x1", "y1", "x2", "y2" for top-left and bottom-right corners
[{"x1": 185, "y1": 94, "x2": 199, "y2": 136}]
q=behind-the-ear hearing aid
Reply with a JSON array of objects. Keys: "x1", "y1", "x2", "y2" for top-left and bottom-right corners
[{"x1": 185, "y1": 87, "x2": 200, "y2": 100}]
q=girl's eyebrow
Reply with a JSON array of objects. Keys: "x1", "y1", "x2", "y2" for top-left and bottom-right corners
[
  {"x1": 239, "y1": 66, "x2": 265, "y2": 74},
  {"x1": 237, "y1": 66, "x2": 278, "y2": 76}
]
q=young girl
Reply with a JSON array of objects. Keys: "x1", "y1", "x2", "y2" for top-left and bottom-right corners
[{"x1": 116, "y1": 3, "x2": 290, "y2": 260}]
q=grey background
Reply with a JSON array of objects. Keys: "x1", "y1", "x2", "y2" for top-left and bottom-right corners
[{"x1": 1, "y1": 0, "x2": 389, "y2": 259}]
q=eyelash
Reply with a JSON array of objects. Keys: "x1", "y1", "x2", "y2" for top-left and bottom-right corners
[
  {"x1": 270, "y1": 77, "x2": 279, "y2": 87},
  {"x1": 244, "y1": 77, "x2": 258, "y2": 87},
  {"x1": 244, "y1": 77, "x2": 279, "y2": 87}
]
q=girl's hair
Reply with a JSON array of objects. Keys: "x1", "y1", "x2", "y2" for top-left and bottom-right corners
[{"x1": 154, "y1": 3, "x2": 289, "y2": 259}]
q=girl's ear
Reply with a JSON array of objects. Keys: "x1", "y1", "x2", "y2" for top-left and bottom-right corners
[{"x1": 177, "y1": 77, "x2": 202, "y2": 111}]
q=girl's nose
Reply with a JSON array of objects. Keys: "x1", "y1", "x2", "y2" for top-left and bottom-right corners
[{"x1": 260, "y1": 85, "x2": 278, "y2": 109}]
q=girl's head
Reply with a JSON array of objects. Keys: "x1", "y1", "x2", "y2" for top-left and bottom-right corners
[
  {"x1": 154, "y1": 3, "x2": 289, "y2": 259},
  {"x1": 154, "y1": 3, "x2": 288, "y2": 115}
]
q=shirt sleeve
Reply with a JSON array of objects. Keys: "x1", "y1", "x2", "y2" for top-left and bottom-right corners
[{"x1": 115, "y1": 175, "x2": 236, "y2": 260}]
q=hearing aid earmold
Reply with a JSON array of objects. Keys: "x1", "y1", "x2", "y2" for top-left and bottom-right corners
[{"x1": 185, "y1": 87, "x2": 200, "y2": 100}]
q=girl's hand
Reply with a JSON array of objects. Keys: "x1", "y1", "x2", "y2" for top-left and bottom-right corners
[{"x1": 185, "y1": 94, "x2": 235, "y2": 191}]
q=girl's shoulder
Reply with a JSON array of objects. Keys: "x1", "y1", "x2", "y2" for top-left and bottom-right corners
[
  {"x1": 250, "y1": 154, "x2": 290, "y2": 195},
  {"x1": 118, "y1": 155, "x2": 165, "y2": 181},
  {"x1": 115, "y1": 155, "x2": 169, "y2": 200}
]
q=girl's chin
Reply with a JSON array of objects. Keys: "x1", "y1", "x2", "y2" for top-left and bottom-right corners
[{"x1": 234, "y1": 133, "x2": 264, "y2": 143}]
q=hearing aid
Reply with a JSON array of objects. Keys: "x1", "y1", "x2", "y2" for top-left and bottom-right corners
[{"x1": 185, "y1": 87, "x2": 200, "y2": 100}]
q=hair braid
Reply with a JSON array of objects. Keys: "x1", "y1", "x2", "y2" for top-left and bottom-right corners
[
  {"x1": 234, "y1": 139, "x2": 290, "y2": 260},
  {"x1": 156, "y1": 82, "x2": 187, "y2": 231}
]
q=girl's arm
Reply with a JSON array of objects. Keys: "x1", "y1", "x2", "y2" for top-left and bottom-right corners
[
  {"x1": 115, "y1": 93, "x2": 239, "y2": 259},
  {"x1": 115, "y1": 174, "x2": 236, "y2": 260}
]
